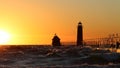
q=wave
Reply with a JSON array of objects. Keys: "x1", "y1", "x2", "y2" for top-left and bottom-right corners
[{"x1": 0, "y1": 45, "x2": 120, "y2": 68}]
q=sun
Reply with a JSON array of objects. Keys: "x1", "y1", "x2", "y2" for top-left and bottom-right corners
[{"x1": 0, "y1": 30, "x2": 10, "y2": 44}]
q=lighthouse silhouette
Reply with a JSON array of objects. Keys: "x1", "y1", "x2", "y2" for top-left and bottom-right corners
[{"x1": 77, "y1": 22, "x2": 83, "y2": 46}]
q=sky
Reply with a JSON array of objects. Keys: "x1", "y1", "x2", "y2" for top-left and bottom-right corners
[{"x1": 0, "y1": 0, "x2": 120, "y2": 45}]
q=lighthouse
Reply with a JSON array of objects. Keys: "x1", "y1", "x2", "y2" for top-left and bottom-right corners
[
  {"x1": 52, "y1": 34, "x2": 61, "y2": 46},
  {"x1": 77, "y1": 22, "x2": 83, "y2": 46}
]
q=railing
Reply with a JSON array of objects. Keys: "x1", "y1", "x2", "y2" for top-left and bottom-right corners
[{"x1": 84, "y1": 33, "x2": 120, "y2": 49}]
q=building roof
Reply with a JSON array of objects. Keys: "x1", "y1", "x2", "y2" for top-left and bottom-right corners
[
  {"x1": 78, "y1": 22, "x2": 82, "y2": 26},
  {"x1": 52, "y1": 34, "x2": 60, "y2": 40},
  {"x1": 78, "y1": 22, "x2": 82, "y2": 24}
]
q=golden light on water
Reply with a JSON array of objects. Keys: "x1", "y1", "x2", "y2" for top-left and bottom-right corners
[
  {"x1": 117, "y1": 49, "x2": 120, "y2": 53},
  {"x1": 0, "y1": 30, "x2": 11, "y2": 44}
]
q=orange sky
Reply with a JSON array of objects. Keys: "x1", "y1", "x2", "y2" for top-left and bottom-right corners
[{"x1": 0, "y1": 0, "x2": 120, "y2": 45}]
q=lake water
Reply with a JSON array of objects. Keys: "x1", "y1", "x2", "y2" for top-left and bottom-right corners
[{"x1": 0, "y1": 45, "x2": 120, "y2": 68}]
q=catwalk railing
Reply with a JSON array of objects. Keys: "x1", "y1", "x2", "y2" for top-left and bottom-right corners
[{"x1": 84, "y1": 33, "x2": 120, "y2": 48}]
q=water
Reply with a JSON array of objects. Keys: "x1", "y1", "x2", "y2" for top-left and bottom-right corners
[{"x1": 0, "y1": 45, "x2": 120, "y2": 68}]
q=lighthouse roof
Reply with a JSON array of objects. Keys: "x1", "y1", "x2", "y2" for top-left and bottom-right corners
[
  {"x1": 78, "y1": 22, "x2": 82, "y2": 24},
  {"x1": 52, "y1": 34, "x2": 60, "y2": 40},
  {"x1": 78, "y1": 22, "x2": 82, "y2": 26}
]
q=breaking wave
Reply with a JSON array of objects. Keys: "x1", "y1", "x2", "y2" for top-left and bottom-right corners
[{"x1": 0, "y1": 45, "x2": 120, "y2": 68}]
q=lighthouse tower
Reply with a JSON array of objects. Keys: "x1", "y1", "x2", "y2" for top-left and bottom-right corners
[{"x1": 77, "y1": 22, "x2": 83, "y2": 46}]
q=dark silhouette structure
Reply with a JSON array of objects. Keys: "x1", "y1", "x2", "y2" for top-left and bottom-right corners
[
  {"x1": 52, "y1": 34, "x2": 61, "y2": 46},
  {"x1": 116, "y1": 42, "x2": 120, "y2": 49},
  {"x1": 77, "y1": 22, "x2": 83, "y2": 46}
]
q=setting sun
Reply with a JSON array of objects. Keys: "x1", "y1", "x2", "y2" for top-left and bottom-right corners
[{"x1": 0, "y1": 30, "x2": 10, "y2": 44}]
